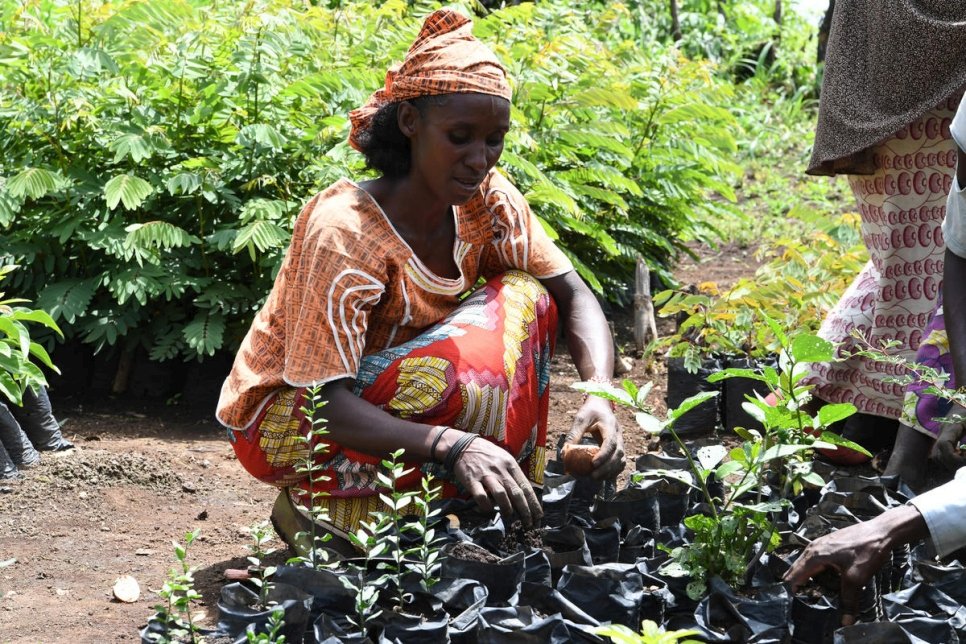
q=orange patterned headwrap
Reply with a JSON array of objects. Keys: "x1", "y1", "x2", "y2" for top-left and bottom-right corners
[{"x1": 348, "y1": 9, "x2": 511, "y2": 152}]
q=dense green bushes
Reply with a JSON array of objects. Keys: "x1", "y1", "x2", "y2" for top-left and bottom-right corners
[{"x1": 0, "y1": 0, "x2": 811, "y2": 361}]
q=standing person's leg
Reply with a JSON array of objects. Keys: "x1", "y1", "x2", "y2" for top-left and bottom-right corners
[
  {"x1": 887, "y1": 298, "x2": 954, "y2": 488},
  {"x1": 10, "y1": 387, "x2": 73, "y2": 452}
]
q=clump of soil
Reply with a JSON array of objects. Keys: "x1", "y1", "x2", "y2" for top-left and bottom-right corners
[
  {"x1": 496, "y1": 520, "x2": 543, "y2": 554},
  {"x1": 448, "y1": 541, "x2": 503, "y2": 563},
  {"x1": 33, "y1": 449, "x2": 183, "y2": 493}
]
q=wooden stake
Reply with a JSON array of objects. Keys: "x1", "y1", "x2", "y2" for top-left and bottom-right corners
[{"x1": 633, "y1": 257, "x2": 658, "y2": 353}]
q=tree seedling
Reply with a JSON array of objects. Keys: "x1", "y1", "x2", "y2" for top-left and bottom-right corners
[
  {"x1": 145, "y1": 529, "x2": 203, "y2": 644},
  {"x1": 575, "y1": 321, "x2": 871, "y2": 599}
]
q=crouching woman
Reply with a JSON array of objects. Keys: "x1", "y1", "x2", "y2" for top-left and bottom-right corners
[{"x1": 216, "y1": 9, "x2": 623, "y2": 555}]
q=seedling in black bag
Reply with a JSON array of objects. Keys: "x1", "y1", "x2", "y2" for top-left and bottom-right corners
[
  {"x1": 574, "y1": 322, "x2": 872, "y2": 599},
  {"x1": 145, "y1": 529, "x2": 203, "y2": 644},
  {"x1": 245, "y1": 606, "x2": 286, "y2": 643},
  {"x1": 290, "y1": 385, "x2": 335, "y2": 570},
  {"x1": 596, "y1": 619, "x2": 701, "y2": 643}
]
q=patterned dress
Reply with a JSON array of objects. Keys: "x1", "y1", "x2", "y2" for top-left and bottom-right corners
[
  {"x1": 807, "y1": 98, "x2": 958, "y2": 430},
  {"x1": 216, "y1": 169, "x2": 573, "y2": 536}
]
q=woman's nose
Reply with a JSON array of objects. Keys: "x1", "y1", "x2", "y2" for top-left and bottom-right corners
[{"x1": 465, "y1": 142, "x2": 487, "y2": 172}]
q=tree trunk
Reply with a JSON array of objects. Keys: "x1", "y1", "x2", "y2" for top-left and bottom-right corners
[{"x1": 670, "y1": 0, "x2": 682, "y2": 41}]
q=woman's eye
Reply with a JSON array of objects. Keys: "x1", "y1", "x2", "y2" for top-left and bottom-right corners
[
  {"x1": 487, "y1": 135, "x2": 505, "y2": 147},
  {"x1": 448, "y1": 132, "x2": 470, "y2": 145}
]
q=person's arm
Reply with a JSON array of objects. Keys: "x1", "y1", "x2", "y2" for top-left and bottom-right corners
[
  {"x1": 933, "y1": 148, "x2": 966, "y2": 471},
  {"x1": 783, "y1": 504, "x2": 929, "y2": 625},
  {"x1": 947, "y1": 148, "x2": 966, "y2": 398},
  {"x1": 542, "y1": 271, "x2": 625, "y2": 479},
  {"x1": 319, "y1": 380, "x2": 542, "y2": 528},
  {"x1": 785, "y1": 470, "x2": 966, "y2": 624}
]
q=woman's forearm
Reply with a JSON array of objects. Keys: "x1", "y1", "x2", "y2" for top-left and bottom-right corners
[
  {"x1": 543, "y1": 272, "x2": 614, "y2": 380},
  {"x1": 944, "y1": 248, "x2": 966, "y2": 389},
  {"x1": 314, "y1": 381, "x2": 448, "y2": 461}
]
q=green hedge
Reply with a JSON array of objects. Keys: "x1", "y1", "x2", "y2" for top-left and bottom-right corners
[{"x1": 0, "y1": 0, "x2": 742, "y2": 361}]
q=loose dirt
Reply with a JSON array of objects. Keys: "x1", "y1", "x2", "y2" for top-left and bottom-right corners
[{"x1": 0, "y1": 242, "x2": 758, "y2": 643}]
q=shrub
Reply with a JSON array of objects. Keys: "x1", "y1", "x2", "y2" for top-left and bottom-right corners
[{"x1": 0, "y1": 0, "x2": 749, "y2": 361}]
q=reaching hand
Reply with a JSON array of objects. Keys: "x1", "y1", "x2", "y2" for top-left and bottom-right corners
[
  {"x1": 563, "y1": 396, "x2": 624, "y2": 480},
  {"x1": 449, "y1": 433, "x2": 543, "y2": 529},
  {"x1": 932, "y1": 404, "x2": 966, "y2": 474},
  {"x1": 783, "y1": 504, "x2": 926, "y2": 625}
]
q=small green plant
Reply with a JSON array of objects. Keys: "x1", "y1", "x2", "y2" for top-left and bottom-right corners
[
  {"x1": 246, "y1": 520, "x2": 277, "y2": 570},
  {"x1": 851, "y1": 337, "x2": 966, "y2": 414},
  {"x1": 406, "y1": 471, "x2": 445, "y2": 592},
  {"x1": 146, "y1": 529, "x2": 203, "y2": 644},
  {"x1": 339, "y1": 449, "x2": 446, "y2": 636},
  {"x1": 342, "y1": 516, "x2": 390, "y2": 635},
  {"x1": 245, "y1": 605, "x2": 286, "y2": 644},
  {"x1": 373, "y1": 448, "x2": 417, "y2": 611},
  {"x1": 0, "y1": 264, "x2": 61, "y2": 405},
  {"x1": 575, "y1": 320, "x2": 871, "y2": 599},
  {"x1": 654, "y1": 212, "x2": 867, "y2": 372},
  {"x1": 288, "y1": 385, "x2": 334, "y2": 570},
  {"x1": 596, "y1": 619, "x2": 701, "y2": 644}
]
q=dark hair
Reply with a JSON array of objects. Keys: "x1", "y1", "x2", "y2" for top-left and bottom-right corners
[{"x1": 355, "y1": 95, "x2": 450, "y2": 178}]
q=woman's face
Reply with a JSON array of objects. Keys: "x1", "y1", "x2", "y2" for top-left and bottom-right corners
[{"x1": 399, "y1": 93, "x2": 511, "y2": 206}]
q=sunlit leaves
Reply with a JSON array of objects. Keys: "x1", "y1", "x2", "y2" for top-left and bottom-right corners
[
  {"x1": 183, "y1": 310, "x2": 225, "y2": 357},
  {"x1": 6, "y1": 168, "x2": 68, "y2": 200},
  {"x1": 104, "y1": 174, "x2": 153, "y2": 210},
  {"x1": 125, "y1": 221, "x2": 200, "y2": 252}
]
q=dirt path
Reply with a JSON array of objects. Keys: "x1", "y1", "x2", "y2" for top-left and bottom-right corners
[{"x1": 0, "y1": 242, "x2": 758, "y2": 643}]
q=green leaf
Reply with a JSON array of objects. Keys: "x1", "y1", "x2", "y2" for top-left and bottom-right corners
[
  {"x1": 0, "y1": 370, "x2": 22, "y2": 405},
  {"x1": 104, "y1": 174, "x2": 153, "y2": 210},
  {"x1": 37, "y1": 279, "x2": 99, "y2": 324},
  {"x1": 10, "y1": 309, "x2": 62, "y2": 334},
  {"x1": 125, "y1": 221, "x2": 201, "y2": 251},
  {"x1": 696, "y1": 444, "x2": 727, "y2": 470},
  {"x1": 791, "y1": 334, "x2": 836, "y2": 363},
  {"x1": 667, "y1": 391, "x2": 718, "y2": 423},
  {"x1": 571, "y1": 381, "x2": 634, "y2": 406},
  {"x1": 6, "y1": 168, "x2": 67, "y2": 200},
  {"x1": 707, "y1": 368, "x2": 766, "y2": 383},
  {"x1": 238, "y1": 124, "x2": 287, "y2": 150},
  {"x1": 817, "y1": 431, "x2": 872, "y2": 457},
  {"x1": 715, "y1": 460, "x2": 744, "y2": 479},
  {"x1": 635, "y1": 411, "x2": 662, "y2": 434},
  {"x1": 817, "y1": 403, "x2": 857, "y2": 428},
  {"x1": 183, "y1": 310, "x2": 225, "y2": 357},
  {"x1": 109, "y1": 133, "x2": 154, "y2": 163},
  {"x1": 760, "y1": 443, "x2": 814, "y2": 461},
  {"x1": 232, "y1": 221, "x2": 290, "y2": 259}
]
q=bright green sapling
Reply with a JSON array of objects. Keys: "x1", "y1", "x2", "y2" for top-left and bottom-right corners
[
  {"x1": 146, "y1": 529, "x2": 203, "y2": 644},
  {"x1": 575, "y1": 322, "x2": 871, "y2": 599},
  {"x1": 288, "y1": 385, "x2": 335, "y2": 570},
  {"x1": 340, "y1": 449, "x2": 446, "y2": 636}
]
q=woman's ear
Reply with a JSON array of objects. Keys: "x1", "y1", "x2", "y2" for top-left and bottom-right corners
[{"x1": 397, "y1": 101, "x2": 419, "y2": 139}]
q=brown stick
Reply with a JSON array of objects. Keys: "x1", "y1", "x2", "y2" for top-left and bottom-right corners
[{"x1": 633, "y1": 257, "x2": 658, "y2": 352}]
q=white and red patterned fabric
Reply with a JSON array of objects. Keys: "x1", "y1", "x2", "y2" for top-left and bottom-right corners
[{"x1": 808, "y1": 98, "x2": 959, "y2": 421}]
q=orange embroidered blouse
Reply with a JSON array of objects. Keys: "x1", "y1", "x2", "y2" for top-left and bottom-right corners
[{"x1": 216, "y1": 169, "x2": 573, "y2": 430}]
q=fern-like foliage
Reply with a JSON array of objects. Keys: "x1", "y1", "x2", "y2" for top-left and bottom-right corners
[{"x1": 0, "y1": 0, "x2": 809, "y2": 360}]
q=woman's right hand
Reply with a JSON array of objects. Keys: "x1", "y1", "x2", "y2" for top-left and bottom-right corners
[
  {"x1": 447, "y1": 433, "x2": 543, "y2": 529},
  {"x1": 932, "y1": 404, "x2": 966, "y2": 473}
]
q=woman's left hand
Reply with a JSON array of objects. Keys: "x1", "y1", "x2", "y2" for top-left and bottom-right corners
[{"x1": 563, "y1": 395, "x2": 624, "y2": 479}]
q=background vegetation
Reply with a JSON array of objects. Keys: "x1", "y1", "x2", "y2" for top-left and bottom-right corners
[{"x1": 0, "y1": 0, "x2": 840, "y2": 366}]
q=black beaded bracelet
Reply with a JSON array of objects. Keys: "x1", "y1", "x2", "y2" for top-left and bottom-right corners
[
  {"x1": 443, "y1": 432, "x2": 478, "y2": 472},
  {"x1": 429, "y1": 426, "x2": 450, "y2": 462}
]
